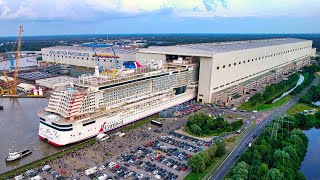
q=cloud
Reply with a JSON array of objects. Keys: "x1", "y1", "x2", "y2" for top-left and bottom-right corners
[{"x1": 0, "y1": 0, "x2": 319, "y2": 22}]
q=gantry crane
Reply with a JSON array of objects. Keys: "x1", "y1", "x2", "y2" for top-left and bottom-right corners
[
  {"x1": 1, "y1": 25, "x2": 23, "y2": 95},
  {"x1": 5, "y1": 48, "x2": 15, "y2": 70}
]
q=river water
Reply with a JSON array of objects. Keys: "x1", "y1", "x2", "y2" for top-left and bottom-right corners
[
  {"x1": 272, "y1": 74, "x2": 304, "y2": 103},
  {"x1": 300, "y1": 128, "x2": 320, "y2": 180},
  {"x1": 0, "y1": 98, "x2": 62, "y2": 174}
]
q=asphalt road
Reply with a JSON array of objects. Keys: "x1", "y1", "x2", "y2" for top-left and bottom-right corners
[{"x1": 208, "y1": 75, "x2": 318, "y2": 180}]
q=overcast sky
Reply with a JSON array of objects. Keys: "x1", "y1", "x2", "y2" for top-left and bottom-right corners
[{"x1": 0, "y1": 0, "x2": 319, "y2": 36}]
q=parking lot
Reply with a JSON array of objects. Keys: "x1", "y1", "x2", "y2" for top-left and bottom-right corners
[{"x1": 12, "y1": 106, "x2": 259, "y2": 180}]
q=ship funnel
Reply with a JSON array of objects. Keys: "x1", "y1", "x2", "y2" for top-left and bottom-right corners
[{"x1": 94, "y1": 66, "x2": 100, "y2": 77}]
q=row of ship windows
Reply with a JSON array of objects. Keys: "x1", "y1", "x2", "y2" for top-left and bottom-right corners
[
  {"x1": 213, "y1": 57, "x2": 307, "y2": 90},
  {"x1": 216, "y1": 47, "x2": 310, "y2": 70}
]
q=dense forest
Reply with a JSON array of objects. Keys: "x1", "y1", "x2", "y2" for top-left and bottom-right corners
[
  {"x1": 1, "y1": 33, "x2": 320, "y2": 53},
  {"x1": 186, "y1": 113, "x2": 243, "y2": 136},
  {"x1": 228, "y1": 117, "x2": 309, "y2": 180}
]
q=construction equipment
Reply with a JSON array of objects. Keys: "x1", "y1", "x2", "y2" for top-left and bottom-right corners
[
  {"x1": 0, "y1": 86, "x2": 8, "y2": 95},
  {"x1": 5, "y1": 48, "x2": 15, "y2": 70},
  {"x1": 82, "y1": 43, "x2": 110, "y2": 72},
  {"x1": 111, "y1": 47, "x2": 121, "y2": 69},
  {"x1": 1, "y1": 25, "x2": 23, "y2": 95}
]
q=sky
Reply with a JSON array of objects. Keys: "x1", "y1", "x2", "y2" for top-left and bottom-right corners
[{"x1": 0, "y1": 0, "x2": 319, "y2": 36}]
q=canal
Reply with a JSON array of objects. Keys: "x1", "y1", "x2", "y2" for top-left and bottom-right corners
[
  {"x1": 300, "y1": 128, "x2": 320, "y2": 179},
  {"x1": 0, "y1": 98, "x2": 62, "y2": 174},
  {"x1": 272, "y1": 74, "x2": 304, "y2": 103}
]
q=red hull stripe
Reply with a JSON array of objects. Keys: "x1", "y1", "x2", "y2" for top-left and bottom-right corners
[
  {"x1": 48, "y1": 140, "x2": 63, "y2": 146},
  {"x1": 39, "y1": 135, "x2": 46, "y2": 140}
]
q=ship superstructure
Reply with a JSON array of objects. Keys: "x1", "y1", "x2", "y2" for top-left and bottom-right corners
[{"x1": 38, "y1": 59, "x2": 199, "y2": 146}]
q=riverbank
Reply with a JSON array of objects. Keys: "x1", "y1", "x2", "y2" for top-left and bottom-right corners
[
  {"x1": 0, "y1": 114, "x2": 159, "y2": 178},
  {"x1": 240, "y1": 72, "x2": 301, "y2": 111},
  {"x1": 0, "y1": 139, "x2": 96, "y2": 179}
]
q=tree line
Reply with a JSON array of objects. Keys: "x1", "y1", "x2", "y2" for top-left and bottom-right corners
[
  {"x1": 188, "y1": 140, "x2": 226, "y2": 173},
  {"x1": 244, "y1": 72, "x2": 300, "y2": 108},
  {"x1": 228, "y1": 118, "x2": 308, "y2": 180},
  {"x1": 187, "y1": 112, "x2": 243, "y2": 136}
]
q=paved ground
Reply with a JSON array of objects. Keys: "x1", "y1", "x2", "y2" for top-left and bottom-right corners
[
  {"x1": 206, "y1": 74, "x2": 318, "y2": 180},
  {"x1": 11, "y1": 104, "x2": 258, "y2": 180}
]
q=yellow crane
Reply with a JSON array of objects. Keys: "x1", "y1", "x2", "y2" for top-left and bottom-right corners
[
  {"x1": 0, "y1": 86, "x2": 8, "y2": 95},
  {"x1": 1, "y1": 25, "x2": 23, "y2": 95}
]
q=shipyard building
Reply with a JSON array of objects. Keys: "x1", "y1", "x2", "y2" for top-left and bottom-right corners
[
  {"x1": 41, "y1": 46, "x2": 137, "y2": 68},
  {"x1": 137, "y1": 38, "x2": 316, "y2": 104},
  {"x1": 41, "y1": 38, "x2": 316, "y2": 104}
]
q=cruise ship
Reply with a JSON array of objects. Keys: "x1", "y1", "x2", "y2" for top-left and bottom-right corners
[{"x1": 38, "y1": 59, "x2": 199, "y2": 146}]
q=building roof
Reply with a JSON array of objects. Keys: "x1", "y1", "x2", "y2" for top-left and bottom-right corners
[
  {"x1": 17, "y1": 83, "x2": 36, "y2": 90},
  {"x1": 42, "y1": 46, "x2": 139, "y2": 55},
  {"x1": 139, "y1": 38, "x2": 311, "y2": 57}
]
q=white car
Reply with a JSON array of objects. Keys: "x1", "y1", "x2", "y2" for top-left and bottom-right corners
[
  {"x1": 42, "y1": 165, "x2": 51, "y2": 171},
  {"x1": 14, "y1": 175, "x2": 24, "y2": 180},
  {"x1": 252, "y1": 110, "x2": 257, "y2": 113},
  {"x1": 155, "y1": 174, "x2": 161, "y2": 179},
  {"x1": 137, "y1": 174, "x2": 144, "y2": 179},
  {"x1": 108, "y1": 162, "x2": 116, "y2": 168},
  {"x1": 99, "y1": 165, "x2": 106, "y2": 170}
]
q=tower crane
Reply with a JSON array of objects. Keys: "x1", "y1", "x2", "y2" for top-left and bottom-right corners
[
  {"x1": 1, "y1": 25, "x2": 23, "y2": 95},
  {"x1": 12, "y1": 25, "x2": 23, "y2": 94}
]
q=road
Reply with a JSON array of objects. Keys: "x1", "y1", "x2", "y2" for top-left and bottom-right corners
[{"x1": 208, "y1": 74, "x2": 318, "y2": 180}]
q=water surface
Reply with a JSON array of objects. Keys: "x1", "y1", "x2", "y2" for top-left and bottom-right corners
[
  {"x1": 272, "y1": 74, "x2": 304, "y2": 103},
  {"x1": 0, "y1": 98, "x2": 62, "y2": 174},
  {"x1": 300, "y1": 128, "x2": 320, "y2": 180}
]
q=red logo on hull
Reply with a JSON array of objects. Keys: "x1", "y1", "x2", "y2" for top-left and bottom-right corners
[{"x1": 99, "y1": 122, "x2": 106, "y2": 132}]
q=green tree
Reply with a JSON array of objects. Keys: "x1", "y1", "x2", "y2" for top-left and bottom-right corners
[
  {"x1": 207, "y1": 144, "x2": 217, "y2": 158},
  {"x1": 258, "y1": 163, "x2": 269, "y2": 178},
  {"x1": 229, "y1": 161, "x2": 249, "y2": 180},
  {"x1": 188, "y1": 154, "x2": 206, "y2": 173},
  {"x1": 190, "y1": 124, "x2": 202, "y2": 135},
  {"x1": 200, "y1": 151, "x2": 210, "y2": 166},
  {"x1": 216, "y1": 140, "x2": 226, "y2": 157},
  {"x1": 267, "y1": 168, "x2": 283, "y2": 180}
]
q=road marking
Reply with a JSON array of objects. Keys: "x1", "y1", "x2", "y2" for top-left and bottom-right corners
[{"x1": 207, "y1": 124, "x2": 255, "y2": 180}]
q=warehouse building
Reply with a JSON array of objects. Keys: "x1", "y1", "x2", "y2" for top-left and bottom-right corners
[
  {"x1": 137, "y1": 38, "x2": 316, "y2": 104},
  {"x1": 36, "y1": 76, "x2": 77, "y2": 90},
  {"x1": 41, "y1": 46, "x2": 138, "y2": 69}
]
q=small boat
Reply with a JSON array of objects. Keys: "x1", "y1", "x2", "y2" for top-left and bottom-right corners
[{"x1": 6, "y1": 149, "x2": 32, "y2": 162}]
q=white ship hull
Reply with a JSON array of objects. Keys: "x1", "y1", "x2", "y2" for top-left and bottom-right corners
[{"x1": 39, "y1": 92, "x2": 196, "y2": 146}]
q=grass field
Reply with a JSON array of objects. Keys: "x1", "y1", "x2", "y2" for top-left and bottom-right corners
[
  {"x1": 286, "y1": 103, "x2": 319, "y2": 115},
  {"x1": 241, "y1": 95, "x2": 292, "y2": 111},
  {"x1": 184, "y1": 158, "x2": 219, "y2": 180},
  {"x1": 256, "y1": 95, "x2": 292, "y2": 111}
]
